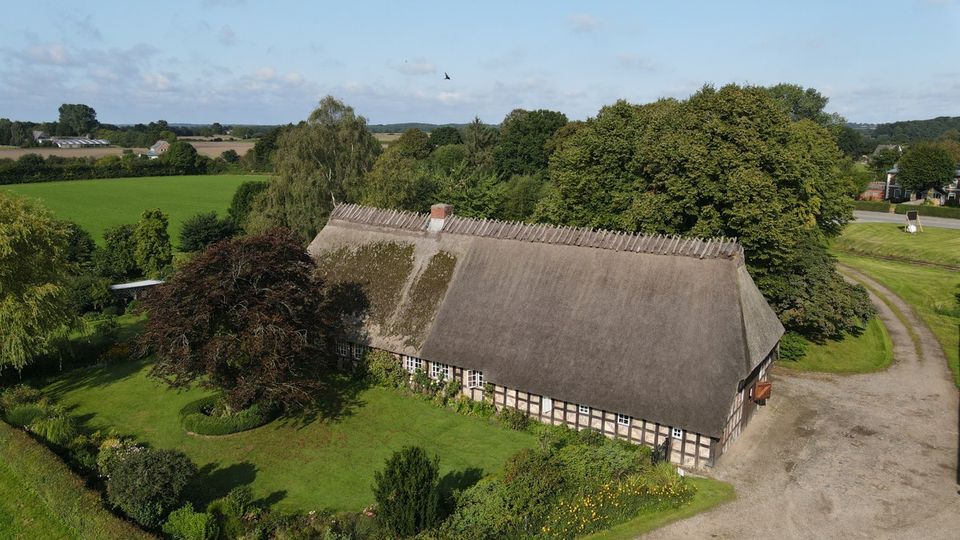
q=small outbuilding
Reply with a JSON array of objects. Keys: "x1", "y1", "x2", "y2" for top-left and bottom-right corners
[{"x1": 308, "y1": 203, "x2": 784, "y2": 468}]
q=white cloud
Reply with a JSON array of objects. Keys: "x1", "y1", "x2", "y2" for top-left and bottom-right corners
[
  {"x1": 254, "y1": 66, "x2": 277, "y2": 81},
  {"x1": 142, "y1": 72, "x2": 173, "y2": 91},
  {"x1": 24, "y1": 43, "x2": 70, "y2": 65},
  {"x1": 569, "y1": 14, "x2": 602, "y2": 33}
]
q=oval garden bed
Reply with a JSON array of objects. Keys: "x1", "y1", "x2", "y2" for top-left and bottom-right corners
[{"x1": 178, "y1": 396, "x2": 276, "y2": 436}]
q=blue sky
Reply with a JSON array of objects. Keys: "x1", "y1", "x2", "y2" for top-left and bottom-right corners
[{"x1": 1, "y1": 0, "x2": 958, "y2": 125}]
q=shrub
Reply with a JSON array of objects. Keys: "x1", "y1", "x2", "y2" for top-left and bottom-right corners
[
  {"x1": 495, "y1": 406, "x2": 529, "y2": 431},
  {"x1": 556, "y1": 439, "x2": 651, "y2": 488},
  {"x1": 4, "y1": 402, "x2": 45, "y2": 427},
  {"x1": 576, "y1": 427, "x2": 606, "y2": 446},
  {"x1": 365, "y1": 349, "x2": 406, "y2": 389},
  {"x1": 500, "y1": 448, "x2": 565, "y2": 521},
  {"x1": 179, "y1": 396, "x2": 274, "y2": 436},
  {"x1": 534, "y1": 424, "x2": 579, "y2": 452},
  {"x1": 779, "y1": 332, "x2": 809, "y2": 361},
  {"x1": 106, "y1": 448, "x2": 197, "y2": 528},
  {"x1": 411, "y1": 368, "x2": 434, "y2": 395},
  {"x1": 163, "y1": 503, "x2": 219, "y2": 540},
  {"x1": 894, "y1": 203, "x2": 960, "y2": 219},
  {"x1": 453, "y1": 395, "x2": 496, "y2": 418},
  {"x1": 440, "y1": 479, "x2": 517, "y2": 539},
  {"x1": 373, "y1": 446, "x2": 441, "y2": 537},
  {"x1": 206, "y1": 485, "x2": 252, "y2": 538},
  {"x1": 96, "y1": 436, "x2": 144, "y2": 478},
  {"x1": 179, "y1": 211, "x2": 237, "y2": 252},
  {"x1": 29, "y1": 409, "x2": 79, "y2": 447},
  {"x1": 853, "y1": 200, "x2": 890, "y2": 212},
  {"x1": 0, "y1": 384, "x2": 42, "y2": 411}
]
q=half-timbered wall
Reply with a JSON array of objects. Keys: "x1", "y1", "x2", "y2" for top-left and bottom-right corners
[
  {"x1": 335, "y1": 341, "x2": 717, "y2": 469},
  {"x1": 717, "y1": 346, "x2": 777, "y2": 460}
]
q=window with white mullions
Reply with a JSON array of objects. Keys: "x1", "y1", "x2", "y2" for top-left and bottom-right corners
[
  {"x1": 352, "y1": 344, "x2": 367, "y2": 360},
  {"x1": 672, "y1": 427, "x2": 684, "y2": 439},
  {"x1": 336, "y1": 342, "x2": 350, "y2": 357},
  {"x1": 578, "y1": 404, "x2": 590, "y2": 414},
  {"x1": 616, "y1": 413, "x2": 631, "y2": 426},
  {"x1": 429, "y1": 362, "x2": 451, "y2": 380},
  {"x1": 403, "y1": 355, "x2": 422, "y2": 373},
  {"x1": 468, "y1": 370, "x2": 484, "y2": 388},
  {"x1": 541, "y1": 396, "x2": 553, "y2": 413}
]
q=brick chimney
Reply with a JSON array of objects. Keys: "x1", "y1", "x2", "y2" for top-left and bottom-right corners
[{"x1": 428, "y1": 203, "x2": 453, "y2": 232}]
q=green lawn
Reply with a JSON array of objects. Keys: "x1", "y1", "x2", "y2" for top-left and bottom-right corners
[
  {"x1": 0, "y1": 462, "x2": 73, "y2": 540},
  {"x1": 582, "y1": 477, "x2": 735, "y2": 540},
  {"x1": 780, "y1": 317, "x2": 893, "y2": 374},
  {"x1": 2, "y1": 174, "x2": 267, "y2": 248},
  {"x1": 832, "y1": 222, "x2": 960, "y2": 267},
  {"x1": 837, "y1": 253, "x2": 960, "y2": 386},
  {"x1": 43, "y1": 360, "x2": 535, "y2": 513}
]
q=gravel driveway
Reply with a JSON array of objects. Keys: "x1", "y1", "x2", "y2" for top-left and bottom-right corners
[{"x1": 646, "y1": 267, "x2": 960, "y2": 539}]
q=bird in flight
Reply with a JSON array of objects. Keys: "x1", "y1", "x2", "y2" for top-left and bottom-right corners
[{"x1": 444, "y1": 72, "x2": 451, "y2": 80}]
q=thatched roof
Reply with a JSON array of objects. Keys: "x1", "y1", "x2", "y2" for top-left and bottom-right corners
[{"x1": 308, "y1": 204, "x2": 784, "y2": 438}]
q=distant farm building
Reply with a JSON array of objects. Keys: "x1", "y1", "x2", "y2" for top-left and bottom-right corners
[
  {"x1": 48, "y1": 137, "x2": 110, "y2": 148},
  {"x1": 308, "y1": 203, "x2": 785, "y2": 468},
  {"x1": 143, "y1": 140, "x2": 171, "y2": 159}
]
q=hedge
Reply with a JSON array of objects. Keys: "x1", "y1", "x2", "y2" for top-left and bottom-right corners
[
  {"x1": 0, "y1": 420, "x2": 153, "y2": 539},
  {"x1": 179, "y1": 396, "x2": 274, "y2": 436},
  {"x1": 853, "y1": 200, "x2": 891, "y2": 212},
  {"x1": 893, "y1": 204, "x2": 960, "y2": 219}
]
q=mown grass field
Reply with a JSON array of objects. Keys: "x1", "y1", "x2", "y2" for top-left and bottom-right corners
[
  {"x1": 0, "y1": 462, "x2": 73, "y2": 540},
  {"x1": 2, "y1": 174, "x2": 267, "y2": 248},
  {"x1": 44, "y1": 360, "x2": 535, "y2": 512},
  {"x1": 781, "y1": 317, "x2": 893, "y2": 374},
  {"x1": 831, "y1": 223, "x2": 960, "y2": 267}
]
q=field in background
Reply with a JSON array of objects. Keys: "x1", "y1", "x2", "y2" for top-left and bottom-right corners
[
  {"x1": 832, "y1": 223, "x2": 960, "y2": 268},
  {"x1": 373, "y1": 132, "x2": 402, "y2": 147},
  {"x1": 43, "y1": 360, "x2": 535, "y2": 512},
  {"x1": 2, "y1": 174, "x2": 266, "y2": 247},
  {"x1": 0, "y1": 140, "x2": 254, "y2": 160}
]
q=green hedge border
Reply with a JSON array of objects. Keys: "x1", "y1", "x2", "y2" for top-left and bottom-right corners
[
  {"x1": 893, "y1": 204, "x2": 960, "y2": 219},
  {"x1": 853, "y1": 200, "x2": 891, "y2": 212},
  {"x1": 0, "y1": 420, "x2": 153, "y2": 538},
  {"x1": 178, "y1": 396, "x2": 275, "y2": 436}
]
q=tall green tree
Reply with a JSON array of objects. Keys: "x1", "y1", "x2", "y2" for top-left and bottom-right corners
[
  {"x1": 462, "y1": 117, "x2": 499, "y2": 169},
  {"x1": 763, "y1": 84, "x2": 832, "y2": 125},
  {"x1": 163, "y1": 141, "x2": 200, "y2": 172},
  {"x1": 373, "y1": 446, "x2": 441, "y2": 537},
  {"x1": 0, "y1": 193, "x2": 75, "y2": 370},
  {"x1": 539, "y1": 85, "x2": 872, "y2": 341},
  {"x1": 95, "y1": 224, "x2": 140, "y2": 281},
  {"x1": 57, "y1": 103, "x2": 99, "y2": 135},
  {"x1": 134, "y1": 209, "x2": 172, "y2": 278},
  {"x1": 493, "y1": 109, "x2": 568, "y2": 177},
  {"x1": 870, "y1": 147, "x2": 901, "y2": 181},
  {"x1": 429, "y1": 126, "x2": 462, "y2": 147},
  {"x1": 227, "y1": 180, "x2": 269, "y2": 227},
  {"x1": 247, "y1": 96, "x2": 381, "y2": 242},
  {"x1": 896, "y1": 142, "x2": 957, "y2": 192},
  {"x1": 62, "y1": 222, "x2": 96, "y2": 268},
  {"x1": 179, "y1": 211, "x2": 237, "y2": 252}
]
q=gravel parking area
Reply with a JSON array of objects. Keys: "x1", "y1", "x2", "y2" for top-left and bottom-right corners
[{"x1": 647, "y1": 270, "x2": 960, "y2": 538}]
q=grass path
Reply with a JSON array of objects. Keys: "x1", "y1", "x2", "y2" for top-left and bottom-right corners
[
  {"x1": 837, "y1": 254, "x2": 960, "y2": 386},
  {"x1": 44, "y1": 360, "x2": 535, "y2": 512},
  {"x1": 2, "y1": 174, "x2": 267, "y2": 247}
]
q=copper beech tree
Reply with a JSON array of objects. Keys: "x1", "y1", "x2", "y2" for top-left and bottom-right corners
[{"x1": 138, "y1": 229, "x2": 336, "y2": 411}]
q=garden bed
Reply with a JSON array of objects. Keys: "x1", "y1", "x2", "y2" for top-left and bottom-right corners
[{"x1": 179, "y1": 396, "x2": 276, "y2": 436}]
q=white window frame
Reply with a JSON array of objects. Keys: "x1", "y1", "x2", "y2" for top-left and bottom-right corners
[
  {"x1": 336, "y1": 341, "x2": 351, "y2": 357},
  {"x1": 468, "y1": 370, "x2": 484, "y2": 389},
  {"x1": 578, "y1": 404, "x2": 590, "y2": 415},
  {"x1": 616, "y1": 413, "x2": 631, "y2": 426},
  {"x1": 541, "y1": 396, "x2": 553, "y2": 413},
  {"x1": 430, "y1": 361, "x2": 451, "y2": 381},
  {"x1": 403, "y1": 355, "x2": 422, "y2": 373},
  {"x1": 672, "y1": 427, "x2": 684, "y2": 439},
  {"x1": 352, "y1": 344, "x2": 366, "y2": 360}
]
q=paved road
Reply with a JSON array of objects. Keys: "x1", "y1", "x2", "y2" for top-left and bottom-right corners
[
  {"x1": 854, "y1": 210, "x2": 960, "y2": 229},
  {"x1": 646, "y1": 268, "x2": 960, "y2": 539}
]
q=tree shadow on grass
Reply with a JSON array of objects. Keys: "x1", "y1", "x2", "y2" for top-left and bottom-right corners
[
  {"x1": 438, "y1": 467, "x2": 485, "y2": 517},
  {"x1": 188, "y1": 461, "x2": 258, "y2": 509},
  {"x1": 40, "y1": 357, "x2": 153, "y2": 398},
  {"x1": 276, "y1": 373, "x2": 369, "y2": 429}
]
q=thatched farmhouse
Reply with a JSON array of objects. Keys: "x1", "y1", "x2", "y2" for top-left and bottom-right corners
[{"x1": 308, "y1": 203, "x2": 784, "y2": 468}]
